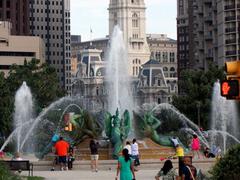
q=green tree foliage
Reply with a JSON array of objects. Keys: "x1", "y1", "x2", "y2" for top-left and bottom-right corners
[
  {"x1": 0, "y1": 59, "x2": 65, "y2": 140},
  {"x1": 209, "y1": 144, "x2": 240, "y2": 180},
  {"x1": 0, "y1": 162, "x2": 21, "y2": 180},
  {"x1": 172, "y1": 64, "x2": 225, "y2": 129}
]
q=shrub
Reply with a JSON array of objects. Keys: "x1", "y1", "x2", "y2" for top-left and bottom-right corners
[
  {"x1": 0, "y1": 162, "x2": 21, "y2": 180},
  {"x1": 209, "y1": 144, "x2": 240, "y2": 180}
]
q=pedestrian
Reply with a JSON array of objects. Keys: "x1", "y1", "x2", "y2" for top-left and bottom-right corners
[
  {"x1": 171, "y1": 137, "x2": 179, "y2": 148},
  {"x1": 124, "y1": 141, "x2": 132, "y2": 156},
  {"x1": 89, "y1": 139, "x2": 99, "y2": 172},
  {"x1": 179, "y1": 156, "x2": 197, "y2": 180},
  {"x1": 176, "y1": 144, "x2": 184, "y2": 157},
  {"x1": 115, "y1": 148, "x2": 136, "y2": 180},
  {"x1": 0, "y1": 151, "x2": 4, "y2": 159},
  {"x1": 50, "y1": 144, "x2": 58, "y2": 171},
  {"x1": 191, "y1": 134, "x2": 200, "y2": 159},
  {"x1": 51, "y1": 134, "x2": 59, "y2": 171},
  {"x1": 68, "y1": 146, "x2": 75, "y2": 170},
  {"x1": 155, "y1": 159, "x2": 178, "y2": 180},
  {"x1": 131, "y1": 138, "x2": 140, "y2": 167},
  {"x1": 54, "y1": 136, "x2": 69, "y2": 171}
]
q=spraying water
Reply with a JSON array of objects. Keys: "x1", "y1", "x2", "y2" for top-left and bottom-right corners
[
  {"x1": 0, "y1": 96, "x2": 73, "y2": 152},
  {"x1": 106, "y1": 25, "x2": 133, "y2": 115},
  {"x1": 14, "y1": 81, "x2": 33, "y2": 152},
  {"x1": 210, "y1": 81, "x2": 240, "y2": 153}
]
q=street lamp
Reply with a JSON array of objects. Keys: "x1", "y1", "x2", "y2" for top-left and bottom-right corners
[{"x1": 196, "y1": 101, "x2": 201, "y2": 127}]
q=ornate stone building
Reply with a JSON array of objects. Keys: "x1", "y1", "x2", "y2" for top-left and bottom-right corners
[
  {"x1": 109, "y1": 0, "x2": 150, "y2": 77},
  {"x1": 71, "y1": 0, "x2": 178, "y2": 112}
]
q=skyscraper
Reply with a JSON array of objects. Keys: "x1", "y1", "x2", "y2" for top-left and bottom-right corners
[
  {"x1": 0, "y1": 0, "x2": 30, "y2": 35},
  {"x1": 29, "y1": 0, "x2": 71, "y2": 93},
  {"x1": 177, "y1": 0, "x2": 240, "y2": 76},
  {"x1": 177, "y1": 0, "x2": 240, "y2": 95}
]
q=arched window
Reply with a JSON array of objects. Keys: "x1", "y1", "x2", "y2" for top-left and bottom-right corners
[
  {"x1": 170, "y1": 67, "x2": 175, "y2": 71},
  {"x1": 132, "y1": 13, "x2": 139, "y2": 27},
  {"x1": 163, "y1": 67, "x2": 168, "y2": 71}
]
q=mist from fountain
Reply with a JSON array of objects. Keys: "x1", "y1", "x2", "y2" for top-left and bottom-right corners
[
  {"x1": 210, "y1": 81, "x2": 240, "y2": 153},
  {"x1": 0, "y1": 96, "x2": 73, "y2": 152},
  {"x1": 106, "y1": 25, "x2": 133, "y2": 115},
  {"x1": 13, "y1": 81, "x2": 33, "y2": 152}
]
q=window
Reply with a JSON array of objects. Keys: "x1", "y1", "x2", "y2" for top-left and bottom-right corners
[
  {"x1": 155, "y1": 51, "x2": 161, "y2": 61},
  {"x1": 170, "y1": 52, "x2": 175, "y2": 62},
  {"x1": 163, "y1": 52, "x2": 168, "y2": 62},
  {"x1": 6, "y1": 0, "x2": 10, "y2": 8},
  {"x1": 132, "y1": 13, "x2": 139, "y2": 27}
]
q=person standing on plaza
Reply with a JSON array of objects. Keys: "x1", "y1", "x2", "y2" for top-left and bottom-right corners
[
  {"x1": 54, "y1": 136, "x2": 69, "y2": 170},
  {"x1": 89, "y1": 139, "x2": 99, "y2": 172},
  {"x1": 155, "y1": 159, "x2": 178, "y2": 180},
  {"x1": 124, "y1": 141, "x2": 132, "y2": 156},
  {"x1": 131, "y1": 138, "x2": 140, "y2": 167},
  {"x1": 191, "y1": 134, "x2": 200, "y2": 159},
  {"x1": 115, "y1": 148, "x2": 136, "y2": 180},
  {"x1": 67, "y1": 146, "x2": 75, "y2": 170},
  {"x1": 179, "y1": 156, "x2": 197, "y2": 180}
]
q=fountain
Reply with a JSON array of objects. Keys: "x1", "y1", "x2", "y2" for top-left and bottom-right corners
[
  {"x1": 13, "y1": 81, "x2": 34, "y2": 153},
  {"x1": 209, "y1": 81, "x2": 240, "y2": 153},
  {"x1": 106, "y1": 25, "x2": 133, "y2": 115},
  {"x1": 104, "y1": 25, "x2": 133, "y2": 158}
]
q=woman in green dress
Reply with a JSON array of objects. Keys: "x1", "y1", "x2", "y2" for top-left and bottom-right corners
[{"x1": 116, "y1": 149, "x2": 136, "y2": 180}]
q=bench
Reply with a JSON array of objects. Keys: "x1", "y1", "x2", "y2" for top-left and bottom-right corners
[{"x1": 0, "y1": 160, "x2": 33, "y2": 176}]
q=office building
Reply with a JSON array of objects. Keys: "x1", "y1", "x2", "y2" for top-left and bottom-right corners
[
  {"x1": 29, "y1": 0, "x2": 71, "y2": 93},
  {"x1": 0, "y1": 21, "x2": 45, "y2": 75}
]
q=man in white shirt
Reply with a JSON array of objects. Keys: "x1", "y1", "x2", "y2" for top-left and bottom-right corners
[{"x1": 131, "y1": 139, "x2": 140, "y2": 166}]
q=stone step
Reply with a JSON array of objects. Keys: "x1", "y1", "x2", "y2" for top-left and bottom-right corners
[{"x1": 32, "y1": 159, "x2": 217, "y2": 173}]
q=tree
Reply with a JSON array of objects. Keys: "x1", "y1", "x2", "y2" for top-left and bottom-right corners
[
  {"x1": 209, "y1": 144, "x2": 240, "y2": 180},
  {"x1": 0, "y1": 72, "x2": 13, "y2": 138},
  {"x1": 0, "y1": 59, "x2": 65, "y2": 140},
  {"x1": 172, "y1": 64, "x2": 225, "y2": 129},
  {"x1": 7, "y1": 59, "x2": 65, "y2": 109}
]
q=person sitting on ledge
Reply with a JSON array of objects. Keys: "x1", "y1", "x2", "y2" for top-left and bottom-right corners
[{"x1": 12, "y1": 152, "x2": 23, "y2": 161}]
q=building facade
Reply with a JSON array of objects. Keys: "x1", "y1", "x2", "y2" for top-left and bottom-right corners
[
  {"x1": 147, "y1": 34, "x2": 178, "y2": 79},
  {"x1": 109, "y1": 0, "x2": 150, "y2": 76},
  {"x1": 0, "y1": 21, "x2": 45, "y2": 75},
  {"x1": 0, "y1": 0, "x2": 30, "y2": 35},
  {"x1": 177, "y1": 0, "x2": 240, "y2": 76},
  {"x1": 29, "y1": 0, "x2": 71, "y2": 93},
  {"x1": 71, "y1": 0, "x2": 178, "y2": 111}
]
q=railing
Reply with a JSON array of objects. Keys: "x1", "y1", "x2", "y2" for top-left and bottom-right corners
[
  {"x1": 224, "y1": 4, "x2": 235, "y2": 10},
  {"x1": 225, "y1": 27, "x2": 236, "y2": 33},
  {"x1": 225, "y1": 39, "x2": 236, "y2": 44},
  {"x1": 226, "y1": 50, "x2": 237, "y2": 56},
  {"x1": 225, "y1": 16, "x2": 236, "y2": 21}
]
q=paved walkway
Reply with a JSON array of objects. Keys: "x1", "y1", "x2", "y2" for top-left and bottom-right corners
[{"x1": 22, "y1": 169, "x2": 158, "y2": 180}]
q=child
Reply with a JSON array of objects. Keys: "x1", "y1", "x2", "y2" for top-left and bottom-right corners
[{"x1": 68, "y1": 147, "x2": 75, "y2": 170}]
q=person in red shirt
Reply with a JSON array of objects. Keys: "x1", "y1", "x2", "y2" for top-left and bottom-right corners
[{"x1": 55, "y1": 137, "x2": 69, "y2": 170}]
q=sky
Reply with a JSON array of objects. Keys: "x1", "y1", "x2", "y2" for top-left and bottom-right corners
[{"x1": 71, "y1": 0, "x2": 177, "y2": 41}]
